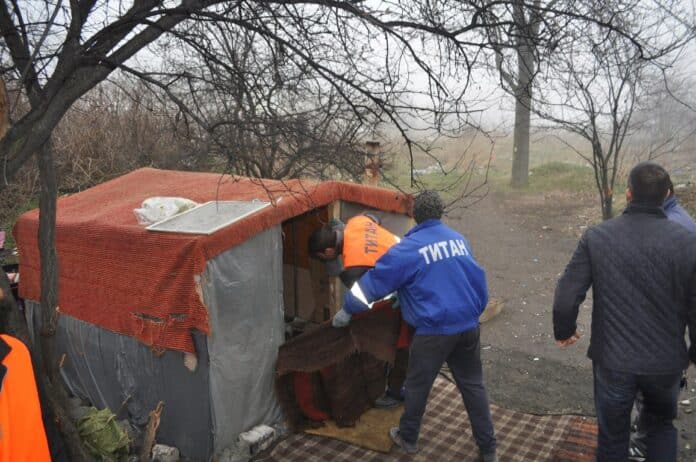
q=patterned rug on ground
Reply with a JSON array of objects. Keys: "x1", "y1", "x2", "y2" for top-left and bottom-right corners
[{"x1": 267, "y1": 376, "x2": 597, "y2": 461}]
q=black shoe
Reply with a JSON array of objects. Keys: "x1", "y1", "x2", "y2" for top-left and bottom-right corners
[{"x1": 375, "y1": 394, "x2": 402, "y2": 408}]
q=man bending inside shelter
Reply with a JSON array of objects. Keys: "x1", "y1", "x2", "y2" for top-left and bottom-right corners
[{"x1": 309, "y1": 211, "x2": 406, "y2": 407}]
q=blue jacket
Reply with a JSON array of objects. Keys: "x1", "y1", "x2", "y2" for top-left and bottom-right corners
[
  {"x1": 343, "y1": 219, "x2": 488, "y2": 336},
  {"x1": 663, "y1": 195, "x2": 696, "y2": 232}
]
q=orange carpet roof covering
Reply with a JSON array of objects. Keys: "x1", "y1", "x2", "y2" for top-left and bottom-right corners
[{"x1": 14, "y1": 168, "x2": 412, "y2": 353}]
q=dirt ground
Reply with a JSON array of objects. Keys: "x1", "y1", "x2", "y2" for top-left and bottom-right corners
[{"x1": 447, "y1": 188, "x2": 696, "y2": 460}]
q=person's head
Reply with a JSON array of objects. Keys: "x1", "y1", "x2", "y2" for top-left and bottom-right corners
[
  {"x1": 625, "y1": 162, "x2": 671, "y2": 206},
  {"x1": 308, "y1": 225, "x2": 339, "y2": 260},
  {"x1": 413, "y1": 190, "x2": 444, "y2": 224}
]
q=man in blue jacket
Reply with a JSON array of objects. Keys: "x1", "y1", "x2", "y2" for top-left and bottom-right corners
[
  {"x1": 663, "y1": 181, "x2": 696, "y2": 232},
  {"x1": 334, "y1": 190, "x2": 497, "y2": 461}
]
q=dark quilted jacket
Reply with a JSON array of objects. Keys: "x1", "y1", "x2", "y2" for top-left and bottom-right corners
[{"x1": 553, "y1": 203, "x2": 696, "y2": 374}]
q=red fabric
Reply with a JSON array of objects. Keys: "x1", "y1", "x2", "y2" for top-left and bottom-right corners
[
  {"x1": 396, "y1": 320, "x2": 412, "y2": 349},
  {"x1": 293, "y1": 372, "x2": 329, "y2": 422},
  {"x1": 14, "y1": 168, "x2": 413, "y2": 353}
]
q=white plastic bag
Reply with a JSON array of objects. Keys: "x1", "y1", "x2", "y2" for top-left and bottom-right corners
[{"x1": 133, "y1": 197, "x2": 198, "y2": 226}]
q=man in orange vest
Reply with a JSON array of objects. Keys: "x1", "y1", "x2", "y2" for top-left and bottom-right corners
[
  {"x1": 309, "y1": 212, "x2": 407, "y2": 407},
  {"x1": 309, "y1": 213, "x2": 400, "y2": 291},
  {"x1": 0, "y1": 334, "x2": 51, "y2": 461}
]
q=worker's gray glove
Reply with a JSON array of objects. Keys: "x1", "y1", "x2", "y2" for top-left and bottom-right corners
[{"x1": 332, "y1": 308, "x2": 351, "y2": 328}]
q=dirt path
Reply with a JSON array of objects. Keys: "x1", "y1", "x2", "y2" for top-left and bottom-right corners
[{"x1": 447, "y1": 191, "x2": 696, "y2": 460}]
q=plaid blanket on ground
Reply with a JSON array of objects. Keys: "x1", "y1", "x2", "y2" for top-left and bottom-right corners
[{"x1": 268, "y1": 376, "x2": 597, "y2": 461}]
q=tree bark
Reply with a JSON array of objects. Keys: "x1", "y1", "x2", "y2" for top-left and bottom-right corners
[
  {"x1": 602, "y1": 198, "x2": 613, "y2": 220},
  {"x1": 601, "y1": 188, "x2": 614, "y2": 220},
  {"x1": 37, "y1": 141, "x2": 58, "y2": 348},
  {"x1": 37, "y1": 141, "x2": 94, "y2": 462},
  {"x1": 510, "y1": 83, "x2": 532, "y2": 187},
  {"x1": 510, "y1": 4, "x2": 536, "y2": 188}
]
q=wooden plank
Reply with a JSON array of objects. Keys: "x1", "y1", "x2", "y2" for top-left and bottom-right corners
[{"x1": 327, "y1": 201, "x2": 342, "y2": 318}]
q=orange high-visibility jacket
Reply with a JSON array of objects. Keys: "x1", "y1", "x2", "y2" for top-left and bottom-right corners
[
  {"x1": 342, "y1": 215, "x2": 399, "y2": 268},
  {"x1": 0, "y1": 334, "x2": 51, "y2": 462}
]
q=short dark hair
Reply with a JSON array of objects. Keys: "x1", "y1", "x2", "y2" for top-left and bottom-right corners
[
  {"x1": 308, "y1": 226, "x2": 336, "y2": 257},
  {"x1": 628, "y1": 162, "x2": 670, "y2": 206},
  {"x1": 413, "y1": 190, "x2": 444, "y2": 224}
]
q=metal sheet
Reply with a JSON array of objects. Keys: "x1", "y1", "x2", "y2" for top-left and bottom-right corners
[{"x1": 147, "y1": 200, "x2": 270, "y2": 234}]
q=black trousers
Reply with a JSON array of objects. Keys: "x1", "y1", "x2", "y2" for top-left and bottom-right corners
[{"x1": 398, "y1": 327, "x2": 496, "y2": 454}]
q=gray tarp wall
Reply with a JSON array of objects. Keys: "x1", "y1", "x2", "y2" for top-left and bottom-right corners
[
  {"x1": 25, "y1": 225, "x2": 285, "y2": 461},
  {"x1": 201, "y1": 225, "x2": 284, "y2": 451},
  {"x1": 25, "y1": 302, "x2": 213, "y2": 460}
]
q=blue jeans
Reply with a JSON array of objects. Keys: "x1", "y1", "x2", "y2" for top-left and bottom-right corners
[
  {"x1": 593, "y1": 363, "x2": 681, "y2": 462},
  {"x1": 399, "y1": 328, "x2": 496, "y2": 454}
]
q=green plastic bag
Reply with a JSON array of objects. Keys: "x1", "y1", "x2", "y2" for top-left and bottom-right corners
[{"x1": 77, "y1": 407, "x2": 130, "y2": 461}]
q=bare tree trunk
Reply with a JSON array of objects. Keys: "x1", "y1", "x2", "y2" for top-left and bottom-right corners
[
  {"x1": 36, "y1": 140, "x2": 94, "y2": 461},
  {"x1": 37, "y1": 141, "x2": 59, "y2": 364},
  {"x1": 510, "y1": 39, "x2": 534, "y2": 187},
  {"x1": 510, "y1": 8, "x2": 535, "y2": 188},
  {"x1": 601, "y1": 186, "x2": 614, "y2": 220},
  {"x1": 602, "y1": 197, "x2": 613, "y2": 220},
  {"x1": 511, "y1": 86, "x2": 532, "y2": 187}
]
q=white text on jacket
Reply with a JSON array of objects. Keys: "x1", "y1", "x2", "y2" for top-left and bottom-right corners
[{"x1": 418, "y1": 239, "x2": 469, "y2": 264}]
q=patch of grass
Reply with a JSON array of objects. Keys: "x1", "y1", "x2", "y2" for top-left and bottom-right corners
[
  {"x1": 525, "y1": 161, "x2": 596, "y2": 193},
  {"x1": 489, "y1": 161, "x2": 609, "y2": 195},
  {"x1": 1, "y1": 197, "x2": 39, "y2": 259},
  {"x1": 490, "y1": 160, "x2": 634, "y2": 219},
  {"x1": 382, "y1": 163, "x2": 491, "y2": 204}
]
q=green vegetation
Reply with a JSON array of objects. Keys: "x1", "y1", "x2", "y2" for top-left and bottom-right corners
[
  {"x1": 381, "y1": 132, "x2": 595, "y2": 198},
  {"x1": 528, "y1": 162, "x2": 596, "y2": 192},
  {"x1": 488, "y1": 161, "x2": 596, "y2": 194},
  {"x1": 1, "y1": 197, "x2": 38, "y2": 263}
]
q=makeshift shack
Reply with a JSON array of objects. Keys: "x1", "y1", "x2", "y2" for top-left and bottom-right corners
[{"x1": 13, "y1": 168, "x2": 413, "y2": 460}]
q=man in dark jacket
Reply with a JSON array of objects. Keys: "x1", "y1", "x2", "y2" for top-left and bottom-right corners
[
  {"x1": 629, "y1": 176, "x2": 696, "y2": 460},
  {"x1": 553, "y1": 162, "x2": 696, "y2": 461},
  {"x1": 337, "y1": 191, "x2": 497, "y2": 462}
]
